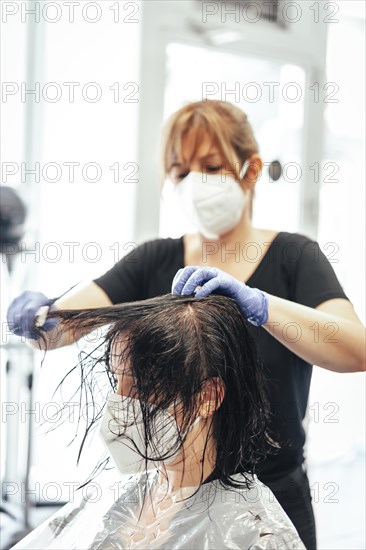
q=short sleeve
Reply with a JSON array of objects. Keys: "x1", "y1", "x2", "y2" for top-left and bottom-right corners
[
  {"x1": 93, "y1": 242, "x2": 149, "y2": 304},
  {"x1": 293, "y1": 238, "x2": 350, "y2": 308}
]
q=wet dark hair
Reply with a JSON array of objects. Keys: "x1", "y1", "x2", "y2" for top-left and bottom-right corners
[{"x1": 38, "y1": 293, "x2": 276, "y2": 491}]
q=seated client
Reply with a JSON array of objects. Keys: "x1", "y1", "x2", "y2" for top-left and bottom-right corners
[{"x1": 16, "y1": 294, "x2": 305, "y2": 549}]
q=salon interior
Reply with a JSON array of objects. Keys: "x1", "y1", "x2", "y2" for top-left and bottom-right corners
[{"x1": 1, "y1": 1, "x2": 365, "y2": 549}]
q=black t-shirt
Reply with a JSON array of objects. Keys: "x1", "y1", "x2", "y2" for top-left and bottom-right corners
[{"x1": 94, "y1": 231, "x2": 349, "y2": 482}]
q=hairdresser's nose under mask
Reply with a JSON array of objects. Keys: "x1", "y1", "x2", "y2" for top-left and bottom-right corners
[
  {"x1": 99, "y1": 394, "x2": 200, "y2": 476},
  {"x1": 174, "y1": 168, "x2": 250, "y2": 239}
]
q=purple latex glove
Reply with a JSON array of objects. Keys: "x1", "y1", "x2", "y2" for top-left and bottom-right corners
[
  {"x1": 7, "y1": 291, "x2": 59, "y2": 340},
  {"x1": 171, "y1": 266, "x2": 269, "y2": 327}
]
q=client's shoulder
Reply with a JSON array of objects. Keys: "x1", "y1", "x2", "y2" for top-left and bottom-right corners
[{"x1": 204, "y1": 475, "x2": 306, "y2": 548}]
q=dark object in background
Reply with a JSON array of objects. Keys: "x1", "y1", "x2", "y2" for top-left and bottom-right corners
[
  {"x1": 268, "y1": 160, "x2": 282, "y2": 182},
  {"x1": 194, "y1": 0, "x2": 285, "y2": 28},
  {"x1": 1, "y1": 186, "x2": 28, "y2": 548},
  {"x1": 0, "y1": 186, "x2": 27, "y2": 271}
]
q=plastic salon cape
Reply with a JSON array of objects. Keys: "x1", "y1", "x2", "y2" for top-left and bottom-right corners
[{"x1": 12, "y1": 469, "x2": 305, "y2": 550}]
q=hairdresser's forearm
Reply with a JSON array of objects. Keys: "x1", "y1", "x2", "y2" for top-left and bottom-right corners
[
  {"x1": 26, "y1": 327, "x2": 77, "y2": 350},
  {"x1": 262, "y1": 294, "x2": 366, "y2": 373}
]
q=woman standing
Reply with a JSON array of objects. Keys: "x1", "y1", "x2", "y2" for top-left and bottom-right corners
[{"x1": 7, "y1": 100, "x2": 366, "y2": 549}]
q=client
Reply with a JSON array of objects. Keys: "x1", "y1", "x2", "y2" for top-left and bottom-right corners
[{"x1": 14, "y1": 294, "x2": 305, "y2": 549}]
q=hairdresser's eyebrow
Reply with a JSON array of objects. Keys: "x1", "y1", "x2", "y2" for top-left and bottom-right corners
[
  {"x1": 199, "y1": 151, "x2": 221, "y2": 160},
  {"x1": 170, "y1": 151, "x2": 222, "y2": 168}
]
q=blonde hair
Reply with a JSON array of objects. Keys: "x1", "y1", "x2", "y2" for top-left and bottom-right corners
[{"x1": 160, "y1": 100, "x2": 259, "y2": 185}]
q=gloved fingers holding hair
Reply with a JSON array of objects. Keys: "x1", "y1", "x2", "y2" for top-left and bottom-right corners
[
  {"x1": 6, "y1": 290, "x2": 59, "y2": 340},
  {"x1": 172, "y1": 265, "x2": 269, "y2": 327}
]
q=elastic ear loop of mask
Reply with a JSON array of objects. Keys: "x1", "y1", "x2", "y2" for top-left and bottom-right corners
[{"x1": 239, "y1": 159, "x2": 251, "y2": 180}]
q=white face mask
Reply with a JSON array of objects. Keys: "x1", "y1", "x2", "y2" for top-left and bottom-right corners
[
  {"x1": 174, "y1": 162, "x2": 251, "y2": 239},
  {"x1": 99, "y1": 394, "x2": 200, "y2": 475}
]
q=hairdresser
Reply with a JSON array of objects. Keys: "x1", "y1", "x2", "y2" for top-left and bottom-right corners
[{"x1": 7, "y1": 100, "x2": 366, "y2": 549}]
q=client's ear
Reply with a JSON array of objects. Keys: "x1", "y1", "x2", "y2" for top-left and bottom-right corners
[{"x1": 198, "y1": 377, "x2": 225, "y2": 418}]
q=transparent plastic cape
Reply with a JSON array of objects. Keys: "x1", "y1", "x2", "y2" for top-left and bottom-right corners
[{"x1": 12, "y1": 469, "x2": 305, "y2": 549}]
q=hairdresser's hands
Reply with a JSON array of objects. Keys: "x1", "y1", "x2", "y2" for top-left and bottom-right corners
[
  {"x1": 172, "y1": 266, "x2": 269, "y2": 327},
  {"x1": 7, "y1": 291, "x2": 58, "y2": 340}
]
